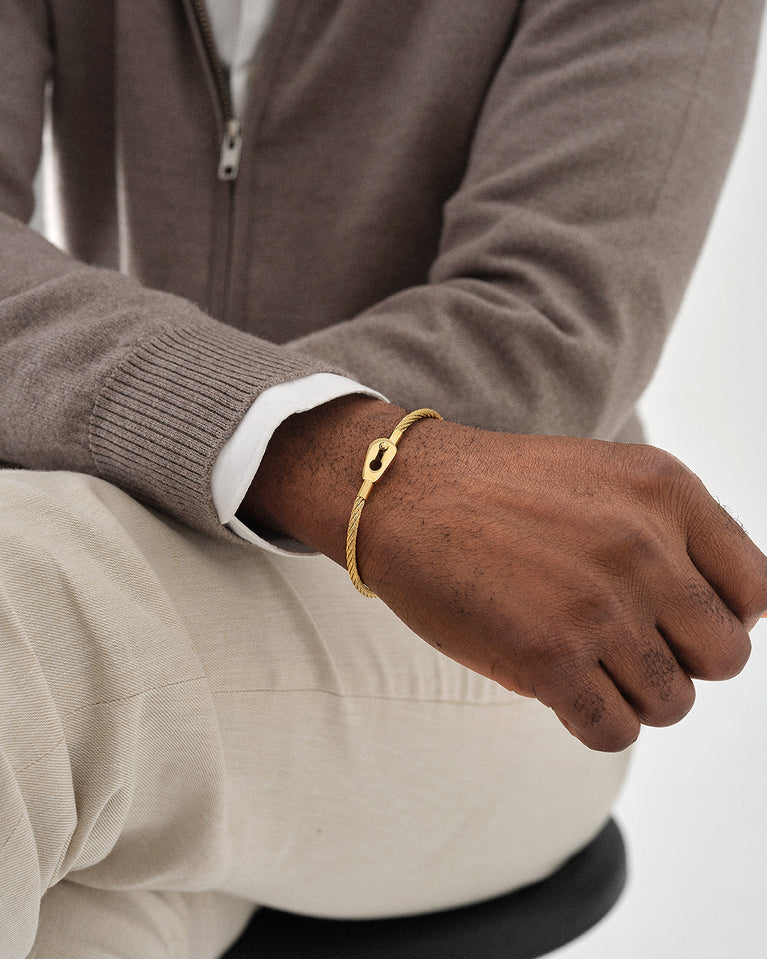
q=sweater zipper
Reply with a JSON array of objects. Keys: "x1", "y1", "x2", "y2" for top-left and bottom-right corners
[
  {"x1": 189, "y1": 0, "x2": 243, "y2": 181},
  {"x1": 187, "y1": 0, "x2": 244, "y2": 320}
]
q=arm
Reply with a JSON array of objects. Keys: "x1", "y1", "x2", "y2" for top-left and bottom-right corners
[
  {"x1": 245, "y1": 0, "x2": 767, "y2": 752},
  {"x1": 0, "y1": 1, "x2": 344, "y2": 535},
  {"x1": 289, "y1": 0, "x2": 764, "y2": 441},
  {"x1": 244, "y1": 395, "x2": 767, "y2": 753},
  {"x1": 2, "y1": 1, "x2": 765, "y2": 754},
  {"x1": 0, "y1": 1, "x2": 762, "y2": 530}
]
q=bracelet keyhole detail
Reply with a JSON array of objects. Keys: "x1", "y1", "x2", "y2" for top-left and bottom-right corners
[{"x1": 369, "y1": 442, "x2": 389, "y2": 472}]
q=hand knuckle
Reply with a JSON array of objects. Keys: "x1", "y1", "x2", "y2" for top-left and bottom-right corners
[
  {"x1": 627, "y1": 445, "x2": 704, "y2": 524},
  {"x1": 643, "y1": 680, "x2": 696, "y2": 728},
  {"x1": 610, "y1": 520, "x2": 669, "y2": 576},
  {"x1": 716, "y1": 635, "x2": 752, "y2": 680},
  {"x1": 564, "y1": 588, "x2": 627, "y2": 631},
  {"x1": 740, "y1": 573, "x2": 767, "y2": 624},
  {"x1": 682, "y1": 602, "x2": 751, "y2": 677},
  {"x1": 566, "y1": 683, "x2": 639, "y2": 753},
  {"x1": 629, "y1": 445, "x2": 686, "y2": 492},
  {"x1": 592, "y1": 719, "x2": 640, "y2": 754}
]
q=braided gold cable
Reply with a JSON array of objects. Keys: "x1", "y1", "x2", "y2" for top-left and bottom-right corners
[
  {"x1": 346, "y1": 494, "x2": 376, "y2": 597},
  {"x1": 346, "y1": 408, "x2": 442, "y2": 598}
]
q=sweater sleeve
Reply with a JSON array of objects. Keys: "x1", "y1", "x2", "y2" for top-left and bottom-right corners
[
  {"x1": 0, "y1": 1, "x2": 342, "y2": 537},
  {"x1": 288, "y1": 0, "x2": 764, "y2": 441},
  {"x1": 0, "y1": 0, "x2": 762, "y2": 540}
]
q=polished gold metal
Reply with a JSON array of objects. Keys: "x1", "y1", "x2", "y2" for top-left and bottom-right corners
[{"x1": 346, "y1": 408, "x2": 442, "y2": 598}]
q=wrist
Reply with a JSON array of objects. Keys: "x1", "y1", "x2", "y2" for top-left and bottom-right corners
[
  {"x1": 240, "y1": 395, "x2": 407, "y2": 566},
  {"x1": 346, "y1": 408, "x2": 443, "y2": 597}
]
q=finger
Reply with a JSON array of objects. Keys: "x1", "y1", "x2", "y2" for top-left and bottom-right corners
[
  {"x1": 546, "y1": 666, "x2": 641, "y2": 753},
  {"x1": 684, "y1": 490, "x2": 767, "y2": 629},
  {"x1": 599, "y1": 628, "x2": 696, "y2": 729},
  {"x1": 656, "y1": 562, "x2": 752, "y2": 681}
]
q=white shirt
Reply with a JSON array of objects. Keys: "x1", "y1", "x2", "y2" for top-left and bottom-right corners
[
  {"x1": 205, "y1": 1, "x2": 382, "y2": 551},
  {"x1": 205, "y1": 0, "x2": 274, "y2": 115}
]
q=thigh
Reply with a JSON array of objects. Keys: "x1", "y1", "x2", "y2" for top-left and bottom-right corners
[
  {"x1": 0, "y1": 470, "x2": 236, "y2": 955},
  {"x1": 28, "y1": 883, "x2": 255, "y2": 959},
  {"x1": 0, "y1": 469, "x2": 631, "y2": 929},
  {"x1": 134, "y1": 512, "x2": 632, "y2": 918}
]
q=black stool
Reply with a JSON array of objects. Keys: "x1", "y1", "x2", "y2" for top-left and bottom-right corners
[{"x1": 221, "y1": 818, "x2": 626, "y2": 959}]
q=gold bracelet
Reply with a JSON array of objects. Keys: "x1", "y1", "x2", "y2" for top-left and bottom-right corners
[{"x1": 346, "y1": 408, "x2": 443, "y2": 598}]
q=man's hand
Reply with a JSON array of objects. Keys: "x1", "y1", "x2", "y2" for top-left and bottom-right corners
[{"x1": 244, "y1": 397, "x2": 767, "y2": 752}]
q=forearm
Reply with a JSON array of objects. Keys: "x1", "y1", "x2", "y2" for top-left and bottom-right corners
[{"x1": 0, "y1": 214, "x2": 342, "y2": 534}]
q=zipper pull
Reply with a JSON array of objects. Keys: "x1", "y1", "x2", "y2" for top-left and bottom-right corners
[{"x1": 218, "y1": 119, "x2": 242, "y2": 181}]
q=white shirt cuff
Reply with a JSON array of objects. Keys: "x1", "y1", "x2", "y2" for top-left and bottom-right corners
[{"x1": 211, "y1": 373, "x2": 386, "y2": 554}]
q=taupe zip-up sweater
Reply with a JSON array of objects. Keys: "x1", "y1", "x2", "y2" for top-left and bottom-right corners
[{"x1": 0, "y1": 0, "x2": 762, "y2": 536}]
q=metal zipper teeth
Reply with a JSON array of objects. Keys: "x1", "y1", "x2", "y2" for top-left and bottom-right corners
[
  {"x1": 189, "y1": 0, "x2": 243, "y2": 180},
  {"x1": 186, "y1": 0, "x2": 243, "y2": 322}
]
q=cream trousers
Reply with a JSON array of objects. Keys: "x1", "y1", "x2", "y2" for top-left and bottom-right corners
[{"x1": 0, "y1": 470, "x2": 630, "y2": 958}]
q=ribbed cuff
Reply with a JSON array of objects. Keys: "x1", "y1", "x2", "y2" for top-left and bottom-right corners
[{"x1": 89, "y1": 319, "x2": 334, "y2": 536}]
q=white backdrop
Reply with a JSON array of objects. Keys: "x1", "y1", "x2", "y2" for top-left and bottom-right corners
[{"x1": 554, "y1": 13, "x2": 767, "y2": 959}]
